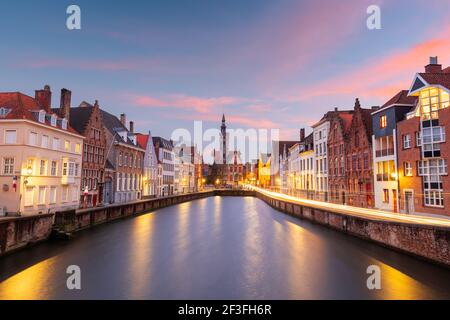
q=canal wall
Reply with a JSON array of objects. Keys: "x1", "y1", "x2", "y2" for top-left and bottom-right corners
[
  {"x1": 0, "y1": 214, "x2": 53, "y2": 256},
  {"x1": 255, "y1": 191, "x2": 450, "y2": 267}
]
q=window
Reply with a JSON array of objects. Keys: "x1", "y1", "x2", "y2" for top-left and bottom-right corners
[
  {"x1": 403, "y1": 134, "x2": 411, "y2": 149},
  {"x1": 38, "y1": 186, "x2": 46, "y2": 205},
  {"x1": 420, "y1": 87, "x2": 449, "y2": 120},
  {"x1": 64, "y1": 140, "x2": 70, "y2": 152},
  {"x1": 39, "y1": 160, "x2": 47, "y2": 176},
  {"x1": 38, "y1": 110, "x2": 45, "y2": 123},
  {"x1": 75, "y1": 143, "x2": 81, "y2": 154},
  {"x1": 382, "y1": 189, "x2": 389, "y2": 203},
  {"x1": 42, "y1": 135, "x2": 49, "y2": 148},
  {"x1": 424, "y1": 190, "x2": 444, "y2": 207},
  {"x1": 3, "y1": 158, "x2": 14, "y2": 175},
  {"x1": 53, "y1": 138, "x2": 60, "y2": 150},
  {"x1": 380, "y1": 115, "x2": 387, "y2": 128},
  {"x1": 51, "y1": 161, "x2": 57, "y2": 176},
  {"x1": 62, "y1": 186, "x2": 69, "y2": 202},
  {"x1": 5, "y1": 130, "x2": 17, "y2": 144},
  {"x1": 29, "y1": 132, "x2": 37, "y2": 145},
  {"x1": 61, "y1": 119, "x2": 68, "y2": 130},
  {"x1": 0, "y1": 107, "x2": 11, "y2": 117},
  {"x1": 63, "y1": 162, "x2": 68, "y2": 176},
  {"x1": 50, "y1": 115, "x2": 57, "y2": 126},
  {"x1": 75, "y1": 164, "x2": 80, "y2": 177},
  {"x1": 24, "y1": 186, "x2": 34, "y2": 206},
  {"x1": 416, "y1": 132, "x2": 422, "y2": 147},
  {"x1": 49, "y1": 187, "x2": 57, "y2": 204},
  {"x1": 418, "y1": 159, "x2": 448, "y2": 176},
  {"x1": 404, "y1": 161, "x2": 412, "y2": 177}
]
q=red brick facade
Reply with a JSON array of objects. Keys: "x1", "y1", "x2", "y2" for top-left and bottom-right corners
[
  {"x1": 345, "y1": 100, "x2": 375, "y2": 208},
  {"x1": 328, "y1": 100, "x2": 375, "y2": 207}
]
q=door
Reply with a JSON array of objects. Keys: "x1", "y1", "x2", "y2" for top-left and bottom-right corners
[
  {"x1": 405, "y1": 191, "x2": 414, "y2": 214},
  {"x1": 392, "y1": 189, "x2": 397, "y2": 213},
  {"x1": 104, "y1": 179, "x2": 112, "y2": 204}
]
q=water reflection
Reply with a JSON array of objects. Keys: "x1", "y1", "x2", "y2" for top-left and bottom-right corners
[{"x1": 0, "y1": 197, "x2": 450, "y2": 300}]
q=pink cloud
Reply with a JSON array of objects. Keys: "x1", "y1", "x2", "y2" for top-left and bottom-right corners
[
  {"x1": 294, "y1": 23, "x2": 450, "y2": 102},
  {"x1": 132, "y1": 94, "x2": 246, "y2": 113}
]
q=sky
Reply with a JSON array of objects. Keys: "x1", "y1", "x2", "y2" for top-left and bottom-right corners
[{"x1": 1, "y1": 0, "x2": 450, "y2": 144}]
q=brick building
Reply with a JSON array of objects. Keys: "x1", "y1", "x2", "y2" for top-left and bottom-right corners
[
  {"x1": 53, "y1": 98, "x2": 107, "y2": 207},
  {"x1": 101, "y1": 112, "x2": 145, "y2": 203},
  {"x1": 327, "y1": 108, "x2": 354, "y2": 204},
  {"x1": 396, "y1": 57, "x2": 450, "y2": 216},
  {"x1": 345, "y1": 99, "x2": 376, "y2": 208}
]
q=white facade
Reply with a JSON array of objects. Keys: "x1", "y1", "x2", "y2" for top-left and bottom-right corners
[
  {"x1": 313, "y1": 121, "x2": 330, "y2": 200},
  {"x1": 287, "y1": 143, "x2": 301, "y2": 193}
]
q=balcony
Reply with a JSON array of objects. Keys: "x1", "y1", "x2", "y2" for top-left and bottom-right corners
[{"x1": 375, "y1": 149, "x2": 394, "y2": 158}]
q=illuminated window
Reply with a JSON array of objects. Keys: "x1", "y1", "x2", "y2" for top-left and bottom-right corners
[
  {"x1": 382, "y1": 189, "x2": 389, "y2": 203},
  {"x1": 420, "y1": 88, "x2": 450, "y2": 120},
  {"x1": 75, "y1": 143, "x2": 81, "y2": 154},
  {"x1": 379, "y1": 115, "x2": 387, "y2": 128},
  {"x1": 39, "y1": 160, "x2": 47, "y2": 176},
  {"x1": 65, "y1": 140, "x2": 70, "y2": 152},
  {"x1": 404, "y1": 161, "x2": 412, "y2": 176}
]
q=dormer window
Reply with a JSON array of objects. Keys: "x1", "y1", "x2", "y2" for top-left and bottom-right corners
[
  {"x1": 0, "y1": 107, "x2": 11, "y2": 117},
  {"x1": 50, "y1": 114, "x2": 57, "y2": 127},
  {"x1": 61, "y1": 119, "x2": 68, "y2": 130},
  {"x1": 38, "y1": 110, "x2": 46, "y2": 123}
]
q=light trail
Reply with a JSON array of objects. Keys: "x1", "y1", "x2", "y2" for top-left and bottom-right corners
[{"x1": 249, "y1": 186, "x2": 450, "y2": 228}]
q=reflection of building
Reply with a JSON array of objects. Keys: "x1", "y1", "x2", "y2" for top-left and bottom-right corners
[
  {"x1": 153, "y1": 137, "x2": 174, "y2": 196},
  {"x1": 101, "y1": 112, "x2": 145, "y2": 203},
  {"x1": 54, "y1": 98, "x2": 107, "y2": 208},
  {"x1": 136, "y1": 131, "x2": 158, "y2": 198},
  {"x1": 397, "y1": 57, "x2": 450, "y2": 216},
  {"x1": 0, "y1": 85, "x2": 84, "y2": 216},
  {"x1": 372, "y1": 90, "x2": 417, "y2": 212}
]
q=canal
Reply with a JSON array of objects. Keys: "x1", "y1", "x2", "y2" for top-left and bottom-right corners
[{"x1": 1, "y1": 196, "x2": 450, "y2": 299}]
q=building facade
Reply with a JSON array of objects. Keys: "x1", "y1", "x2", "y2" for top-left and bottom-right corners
[
  {"x1": 372, "y1": 90, "x2": 417, "y2": 212},
  {"x1": 0, "y1": 86, "x2": 84, "y2": 216},
  {"x1": 396, "y1": 57, "x2": 450, "y2": 216},
  {"x1": 101, "y1": 112, "x2": 145, "y2": 203},
  {"x1": 136, "y1": 131, "x2": 158, "y2": 198},
  {"x1": 53, "y1": 98, "x2": 107, "y2": 208},
  {"x1": 345, "y1": 99, "x2": 376, "y2": 208},
  {"x1": 153, "y1": 137, "x2": 175, "y2": 196}
]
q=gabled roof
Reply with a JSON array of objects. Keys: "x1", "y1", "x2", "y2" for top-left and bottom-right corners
[
  {"x1": 152, "y1": 136, "x2": 173, "y2": 150},
  {"x1": 0, "y1": 92, "x2": 79, "y2": 134},
  {"x1": 100, "y1": 109, "x2": 141, "y2": 149},
  {"x1": 51, "y1": 101, "x2": 96, "y2": 135},
  {"x1": 419, "y1": 72, "x2": 450, "y2": 91},
  {"x1": 372, "y1": 90, "x2": 417, "y2": 115},
  {"x1": 312, "y1": 109, "x2": 354, "y2": 128},
  {"x1": 136, "y1": 133, "x2": 149, "y2": 149}
]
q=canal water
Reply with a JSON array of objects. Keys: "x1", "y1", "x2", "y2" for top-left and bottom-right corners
[{"x1": 1, "y1": 196, "x2": 450, "y2": 300}]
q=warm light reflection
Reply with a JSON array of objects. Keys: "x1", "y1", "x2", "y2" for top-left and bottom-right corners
[
  {"x1": 249, "y1": 186, "x2": 450, "y2": 227},
  {"x1": 0, "y1": 257, "x2": 57, "y2": 300}
]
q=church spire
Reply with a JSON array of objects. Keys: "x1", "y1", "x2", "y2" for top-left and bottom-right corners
[{"x1": 222, "y1": 114, "x2": 226, "y2": 123}]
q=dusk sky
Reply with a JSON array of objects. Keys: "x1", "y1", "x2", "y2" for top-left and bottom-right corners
[{"x1": 2, "y1": 0, "x2": 450, "y2": 140}]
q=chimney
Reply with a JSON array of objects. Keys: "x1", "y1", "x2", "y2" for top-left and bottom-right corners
[
  {"x1": 94, "y1": 100, "x2": 99, "y2": 108},
  {"x1": 300, "y1": 128, "x2": 305, "y2": 142},
  {"x1": 60, "y1": 88, "x2": 72, "y2": 122},
  {"x1": 354, "y1": 98, "x2": 361, "y2": 109},
  {"x1": 129, "y1": 121, "x2": 134, "y2": 134},
  {"x1": 334, "y1": 107, "x2": 338, "y2": 112},
  {"x1": 35, "y1": 85, "x2": 52, "y2": 112},
  {"x1": 120, "y1": 113, "x2": 126, "y2": 126},
  {"x1": 371, "y1": 106, "x2": 380, "y2": 111},
  {"x1": 425, "y1": 56, "x2": 442, "y2": 73}
]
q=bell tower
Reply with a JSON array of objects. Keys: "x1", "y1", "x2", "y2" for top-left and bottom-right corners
[{"x1": 221, "y1": 114, "x2": 227, "y2": 164}]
